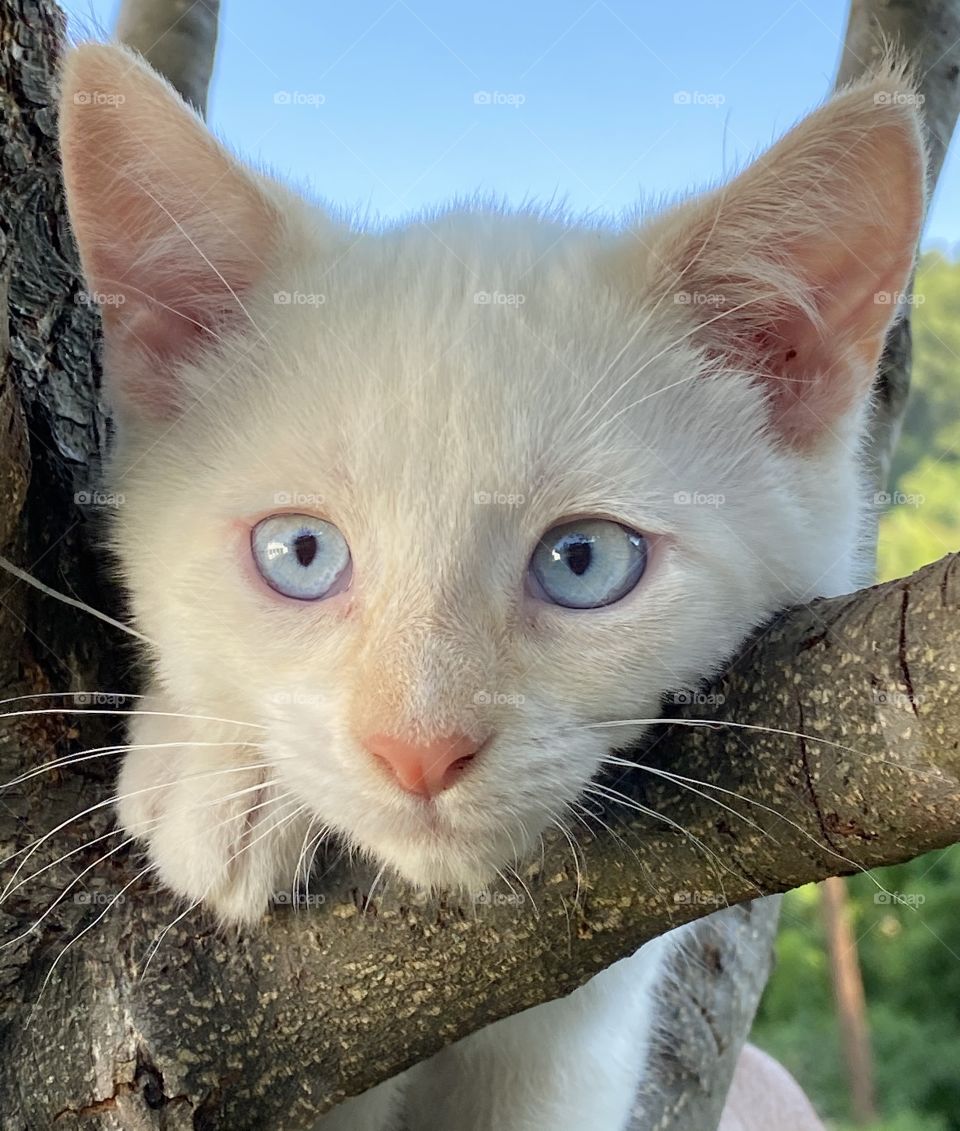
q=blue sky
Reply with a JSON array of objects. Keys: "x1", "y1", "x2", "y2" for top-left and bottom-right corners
[{"x1": 63, "y1": 0, "x2": 959, "y2": 250}]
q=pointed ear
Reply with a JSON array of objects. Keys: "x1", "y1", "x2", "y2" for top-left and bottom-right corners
[
  {"x1": 624, "y1": 68, "x2": 926, "y2": 448},
  {"x1": 59, "y1": 44, "x2": 281, "y2": 419}
]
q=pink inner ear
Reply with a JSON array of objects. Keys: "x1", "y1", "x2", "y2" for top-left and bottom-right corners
[
  {"x1": 95, "y1": 246, "x2": 263, "y2": 419},
  {"x1": 95, "y1": 217, "x2": 264, "y2": 419},
  {"x1": 662, "y1": 226, "x2": 916, "y2": 449},
  {"x1": 740, "y1": 319, "x2": 865, "y2": 447},
  {"x1": 103, "y1": 304, "x2": 221, "y2": 416},
  {"x1": 59, "y1": 44, "x2": 278, "y2": 422}
]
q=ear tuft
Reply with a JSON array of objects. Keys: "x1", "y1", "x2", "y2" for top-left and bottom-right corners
[{"x1": 59, "y1": 43, "x2": 280, "y2": 419}]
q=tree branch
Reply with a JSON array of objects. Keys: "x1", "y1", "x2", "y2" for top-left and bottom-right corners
[{"x1": 114, "y1": 0, "x2": 220, "y2": 115}]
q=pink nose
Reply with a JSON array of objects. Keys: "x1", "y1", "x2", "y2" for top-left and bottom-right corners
[{"x1": 363, "y1": 732, "x2": 484, "y2": 798}]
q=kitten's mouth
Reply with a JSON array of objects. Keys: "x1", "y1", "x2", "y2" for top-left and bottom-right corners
[
  {"x1": 346, "y1": 796, "x2": 538, "y2": 892},
  {"x1": 404, "y1": 800, "x2": 446, "y2": 834}
]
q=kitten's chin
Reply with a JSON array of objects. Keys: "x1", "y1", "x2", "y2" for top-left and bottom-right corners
[{"x1": 349, "y1": 810, "x2": 537, "y2": 893}]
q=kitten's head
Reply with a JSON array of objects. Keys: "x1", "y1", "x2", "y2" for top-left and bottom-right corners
[{"x1": 59, "y1": 46, "x2": 923, "y2": 912}]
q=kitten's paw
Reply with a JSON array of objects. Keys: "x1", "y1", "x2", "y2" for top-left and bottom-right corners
[{"x1": 116, "y1": 693, "x2": 306, "y2": 924}]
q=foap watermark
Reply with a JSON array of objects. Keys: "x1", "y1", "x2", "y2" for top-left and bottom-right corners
[
  {"x1": 268, "y1": 690, "x2": 325, "y2": 708},
  {"x1": 274, "y1": 291, "x2": 326, "y2": 306},
  {"x1": 674, "y1": 290, "x2": 725, "y2": 307},
  {"x1": 671, "y1": 690, "x2": 726, "y2": 707},
  {"x1": 74, "y1": 890, "x2": 126, "y2": 905},
  {"x1": 874, "y1": 290, "x2": 924, "y2": 306},
  {"x1": 77, "y1": 290, "x2": 126, "y2": 308},
  {"x1": 272, "y1": 891, "x2": 327, "y2": 907},
  {"x1": 474, "y1": 490, "x2": 526, "y2": 507},
  {"x1": 874, "y1": 90, "x2": 925, "y2": 108},
  {"x1": 274, "y1": 490, "x2": 325, "y2": 508},
  {"x1": 872, "y1": 688, "x2": 923, "y2": 711},
  {"x1": 874, "y1": 890, "x2": 925, "y2": 907},
  {"x1": 273, "y1": 90, "x2": 326, "y2": 108},
  {"x1": 474, "y1": 889, "x2": 525, "y2": 906},
  {"x1": 473, "y1": 690, "x2": 525, "y2": 707},
  {"x1": 673, "y1": 90, "x2": 725, "y2": 108},
  {"x1": 73, "y1": 89, "x2": 125, "y2": 107},
  {"x1": 673, "y1": 890, "x2": 725, "y2": 906},
  {"x1": 874, "y1": 490, "x2": 924, "y2": 508},
  {"x1": 473, "y1": 90, "x2": 526, "y2": 108},
  {"x1": 74, "y1": 692, "x2": 127, "y2": 707},
  {"x1": 674, "y1": 490, "x2": 725, "y2": 508},
  {"x1": 75, "y1": 489, "x2": 125, "y2": 508},
  {"x1": 474, "y1": 290, "x2": 526, "y2": 306}
]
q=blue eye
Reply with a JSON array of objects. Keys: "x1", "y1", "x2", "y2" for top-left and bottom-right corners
[
  {"x1": 530, "y1": 519, "x2": 647, "y2": 609},
  {"x1": 251, "y1": 514, "x2": 351, "y2": 601}
]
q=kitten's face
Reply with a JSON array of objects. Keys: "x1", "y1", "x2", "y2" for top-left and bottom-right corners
[
  {"x1": 109, "y1": 218, "x2": 841, "y2": 891},
  {"x1": 59, "y1": 46, "x2": 922, "y2": 917}
]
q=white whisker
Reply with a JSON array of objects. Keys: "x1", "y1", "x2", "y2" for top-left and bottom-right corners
[
  {"x1": 29, "y1": 860, "x2": 155, "y2": 1022},
  {"x1": 0, "y1": 706, "x2": 266, "y2": 729},
  {"x1": 0, "y1": 690, "x2": 141, "y2": 708},
  {"x1": 1, "y1": 760, "x2": 279, "y2": 889},
  {"x1": 507, "y1": 862, "x2": 539, "y2": 918},
  {"x1": 601, "y1": 755, "x2": 769, "y2": 840},
  {"x1": 0, "y1": 554, "x2": 153, "y2": 644},
  {"x1": 4, "y1": 835, "x2": 138, "y2": 954},
  {"x1": 568, "y1": 798, "x2": 640, "y2": 865},
  {"x1": 604, "y1": 755, "x2": 905, "y2": 899},
  {"x1": 576, "y1": 295, "x2": 777, "y2": 440},
  {"x1": 122, "y1": 178, "x2": 267, "y2": 343},
  {"x1": 585, "y1": 715, "x2": 948, "y2": 784},
  {"x1": 583, "y1": 782, "x2": 748, "y2": 899},
  {"x1": 1, "y1": 738, "x2": 262, "y2": 792},
  {"x1": 362, "y1": 863, "x2": 388, "y2": 914},
  {"x1": 549, "y1": 815, "x2": 583, "y2": 909},
  {"x1": 3, "y1": 778, "x2": 282, "y2": 905},
  {"x1": 570, "y1": 199, "x2": 729, "y2": 421}
]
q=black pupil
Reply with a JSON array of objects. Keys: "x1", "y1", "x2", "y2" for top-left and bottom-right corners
[
  {"x1": 563, "y1": 536, "x2": 593, "y2": 576},
  {"x1": 294, "y1": 533, "x2": 318, "y2": 567}
]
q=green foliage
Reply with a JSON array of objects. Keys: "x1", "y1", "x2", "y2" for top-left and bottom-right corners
[
  {"x1": 754, "y1": 252, "x2": 960, "y2": 1128},
  {"x1": 755, "y1": 852, "x2": 960, "y2": 1127},
  {"x1": 834, "y1": 1118, "x2": 948, "y2": 1131},
  {"x1": 877, "y1": 252, "x2": 960, "y2": 582}
]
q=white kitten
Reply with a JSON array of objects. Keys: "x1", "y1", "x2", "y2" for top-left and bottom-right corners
[{"x1": 58, "y1": 44, "x2": 923, "y2": 1130}]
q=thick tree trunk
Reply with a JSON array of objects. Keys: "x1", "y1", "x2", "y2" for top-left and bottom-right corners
[
  {"x1": 821, "y1": 876, "x2": 877, "y2": 1125},
  {"x1": 836, "y1": 0, "x2": 960, "y2": 511},
  {"x1": 1, "y1": 3, "x2": 959, "y2": 1131}
]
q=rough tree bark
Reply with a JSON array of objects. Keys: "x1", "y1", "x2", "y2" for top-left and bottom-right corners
[{"x1": 0, "y1": 3, "x2": 958, "y2": 1131}]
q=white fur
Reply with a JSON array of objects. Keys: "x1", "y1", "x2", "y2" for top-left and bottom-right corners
[{"x1": 58, "y1": 45, "x2": 924, "y2": 1130}]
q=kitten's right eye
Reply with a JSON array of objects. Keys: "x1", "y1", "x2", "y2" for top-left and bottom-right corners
[
  {"x1": 251, "y1": 514, "x2": 351, "y2": 601},
  {"x1": 529, "y1": 518, "x2": 647, "y2": 609}
]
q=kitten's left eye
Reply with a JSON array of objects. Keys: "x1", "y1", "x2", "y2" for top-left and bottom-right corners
[
  {"x1": 529, "y1": 519, "x2": 647, "y2": 609},
  {"x1": 251, "y1": 514, "x2": 351, "y2": 600}
]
